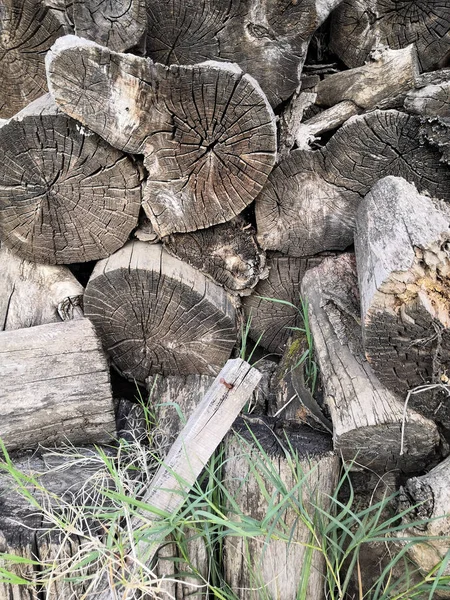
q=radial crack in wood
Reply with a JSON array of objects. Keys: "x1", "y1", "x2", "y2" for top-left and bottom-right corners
[
  {"x1": 0, "y1": 94, "x2": 142, "y2": 264},
  {"x1": 84, "y1": 241, "x2": 237, "y2": 383},
  {"x1": 46, "y1": 35, "x2": 277, "y2": 236},
  {"x1": 301, "y1": 252, "x2": 441, "y2": 472}
]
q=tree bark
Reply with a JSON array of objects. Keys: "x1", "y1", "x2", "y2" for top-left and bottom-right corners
[
  {"x1": 355, "y1": 176, "x2": 450, "y2": 427},
  {"x1": 46, "y1": 35, "x2": 277, "y2": 237},
  {"x1": 301, "y1": 252, "x2": 442, "y2": 472},
  {"x1": 84, "y1": 241, "x2": 237, "y2": 383},
  {"x1": 0, "y1": 318, "x2": 116, "y2": 451},
  {"x1": 0, "y1": 94, "x2": 142, "y2": 264}
]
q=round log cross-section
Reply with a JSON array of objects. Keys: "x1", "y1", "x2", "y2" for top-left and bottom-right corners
[
  {"x1": 84, "y1": 241, "x2": 237, "y2": 382},
  {"x1": 0, "y1": 95, "x2": 142, "y2": 264}
]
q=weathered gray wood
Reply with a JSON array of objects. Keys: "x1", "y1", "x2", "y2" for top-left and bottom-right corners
[
  {"x1": 46, "y1": 35, "x2": 277, "y2": 236},
  {"x1": 0, "y1": 319, "x2": 116, "y2": 451},
  {"x1": 84, "y1": 241, "x2": 237, "y2": 383},
  {"x1": 301, "y1": 253, "x2": 441, "y2": 472},
  {"x1": 330, "y1": 0, "x2": 450, "y2": 73},
  {"x1": 0, "y1": 94, "x2": 142, "y2": 264},
  {"x1": 278, "y1": 89, "x2": 318, "y2": 158},
  {"x1": 0, "y1": 245, "x2": 83, "y2": 330},
  {"x1": 355, "y1": 176, "x2": 450, "y2": 427},
  {"x1": 223, "y1": 418, "x2": 339, "y2": 600}
]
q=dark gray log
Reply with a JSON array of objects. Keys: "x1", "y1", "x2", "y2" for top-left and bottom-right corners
[
  {"x1": 145, "y1": 0, "x2": 342, "y2": 108},
  {"x1": 0, "y1": 318, "x2": 116, "y2": 451},
  {"x1": 302, "y1": 252, "x2": 441, "y2": 472},
  {"x1": 46, "y1": 35, "x2": 277, "y2": 237},
  {"x1": 0, "y1": 94, "x2": 142, "y2": 264},
  {"x1": 330, "y1": 0, "x2": 450, "y2": 73},
  {"x1": 84, "y1": 241, "x2": 237, "y2": 383},
  {"x1": 355, "y1": 176, "x2": 450, "y2": 427}
]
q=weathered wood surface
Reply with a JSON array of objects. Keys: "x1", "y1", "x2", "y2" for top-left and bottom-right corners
[
  {"x1": 0, "y1": 245, "x2": 83, "y2": 330},
  {"x1": 330, "y1": 0, "x2": 450, "y2": 72},
  {"x1": 46, "y1": 35, "x2": 277, "y2": 237},
  {"x1": 0, "y1": 319, "x2": 116, "y2": 451},
  {"x1": 84, "y1": 241, "x2": 237, "y2": 383},
  {"x1": 302, "y1": 253, "x2": 441, "y2": 472},
  {"x1": 223, "y1": 418, "x2": 338, "y2": 600},
  {"x1": 0, "y1": 94, "x2": 142, "y2": 264},
  {"x1": 355, "y1": 176, "x2": 450, "y2": 426}
]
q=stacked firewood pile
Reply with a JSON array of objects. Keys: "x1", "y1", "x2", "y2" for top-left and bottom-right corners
[{"x1": 0, "y1": 0, "x2": 450, "y2": 598}]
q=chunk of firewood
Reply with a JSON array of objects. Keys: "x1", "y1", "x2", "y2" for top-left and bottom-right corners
[
  {"x1": 356, "y1": 176, "x2": 450, "y2": 427},
  {"x1": 301, "y1": 253, "x2": 441, "y2": 472},
  {"x1": 223, "y1": 417, "x2": 339, "y2": 600},
  {"x1": 46, "y1": 35, "x2": 277, "y2": 237},
  {"x1": 330, "y1": 0, "x2": 450, "y2": 73},
  {"x1": 256, "y1": 110, "x2": 450, "y2": 257},
  {"x1": 0, "y1": 94, "x2": 142, "y2": 264},
  {"x1": 84, "y1": 241, "x2": 237, "y2": 383},
  {"x1": 0, "y1": 319, "x2": 116, "y2": 451}
]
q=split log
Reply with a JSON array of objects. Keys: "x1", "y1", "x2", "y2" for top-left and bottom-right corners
[
  {"x1": 145, "y1": 0, "x2": 342, "y2": 108},
  {"x1": 0, "y1": 245, "x2": 83, "y2": 330},
  {"x1": 355, "y1": 176, "x2": 450, "y2": 426},
  {"x1": 0, "y1": 94, "x2": 142, "y2": 264},
  {"x1": 163, "y1": 218, "x2": 267, "y2": 294},
  {"x1": 84, "y1": 241, "x2": 237, "y2": 383},
  {"x1": 330, "y1": 0, "x2": 450, "y2": 73},
  {"x1": 134, "y1": 213, "x2": 158, "y2": 243},
  {"x1": 0, "y1": 0, "x2": 67, "y2": 118},
  {"x1": 242, "y1": 255, "x2": 325, "y2": 354},
  {"x1": 46, "y1": 35, "x2": 277, "y2": 237},
  {"x1": 256, "y1": 110, "x2": 450, "y2": 257},
  {"x1": 223, "y1": 417, "x2": 339, "y2": 600},
  {"x1": 301, "y1": 253, "x2": 441, "y2": 472},
  {"x1": 0, "y1": 319, "x2": 116, "y2": 451}
]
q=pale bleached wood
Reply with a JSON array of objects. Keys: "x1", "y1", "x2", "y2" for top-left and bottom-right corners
[
  {"x1": 301, "y1": 253, "x2": 441, "y2": 472},
  {"x1": 0, "y1": 319, "x2": 116, "y2": 451}
]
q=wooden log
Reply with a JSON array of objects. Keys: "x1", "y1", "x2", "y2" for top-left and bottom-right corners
[
  {"x1": 163, "y1": 218, "x2": 267, "y2": 294},
  {"x1": 0, "y1": 319, "x2": 116, "y2": 451},
  {"x1": 301, "y1": 253, "x2": 441, "y2": 472},
  {"x1": 0, "y1": 245, "x2": 84, "y2": 330},
  {"x1": 355, "y1": 176, "x2": 450, "y2": 427},
  {"x1": 84, "y1": 241, "x2": 237, "y2": 383},
  {"x1": 330, "y1": 0, "x2": 450, "y2": 73},
  {"x1": 46, "y1": 35, "x2": 277, "y2": 237},
  {"x1": 223, "y1": 417, "x2": 339, "y2": 600},
  {"x1": 144, "y1": 0, "x2": 342, "y2": 108},
  {"x1": 0, "y1": 94, "x2": 142, "y2": 264},
  {"x1": 256, "y1": 110, "x2": 450, "y2": 257}
]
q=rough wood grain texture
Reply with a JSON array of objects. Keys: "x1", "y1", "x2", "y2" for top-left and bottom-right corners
[
  {"x1": 0, "y1": 94, "x2": 142, "y2": 264},
  {"x1": 0, "y1": 0, "x2": 67, "y2": 118},
  {"x1": 145, "y1": 0, "x2": 342, "y2": 108},
  {"x1": 46, "y1": 35, "x2": 277, "y2": 236},
  {"x1": 0, "y1": 245, "x2": 83, "y2": 330},
  {"x1": 84, "y1": 241, "x2": 237, "y2": 383},
  {"x1": 242, "y1": 255, "x2": 325, "y2": 354},
  {"x1": 223, "y1": 418, "x2": 338, "y2": 600},
  {"x1": 134, "y1": 213, "x2": 159, "y2": 243},
  {"x1": 301, "y1": 253, "x2": 441, "y2": 472},
  {"x1": 163, "y1": 218, "x2": 267, "y2": 294},
  {"x1": 256, "y1": 110, "x2": 450, "y2": 256},
  {"x1": 0, "y1": 319, "x2": 116, "y2": 451},
  {"x1": 330, "y1": 0, "x2": 450, "y2": 72},
  {"x1": 356, "y1": 176, "x2": 450, "y2": 427},
  {"x1": 278, "y1": 89, "x2": 317, "y2": 158}
]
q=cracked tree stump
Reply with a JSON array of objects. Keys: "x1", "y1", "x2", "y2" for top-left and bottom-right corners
[
  {"x1": 84, "y1": 241, "x2": 237, "y2": 383},
  {"x1": 330, "y1": 0, "x2": 450, "y2": 73},
  {"x1": 0, "y1": 94, "x2": 142, "y2": 264},
  {"x1": 0, "y1": 319, "x2": 116, "y2": 451},
  {"x1": 256, "y1": 110, "x2": 450, "y2": 257},
  {"x1": 0, "y1": 245, "x2": 84, "y2": 330},
  {"x1": 223, "y1": 417, "x2": 338, "y2": 600},
  {"x1": 46, "y1": 35, "x2": 277, "y2": 237},
  {"x1": 356, "y1": 176, "x2": 450, "y2": 427},
  {"x1": 301, "y1": 253, "x2": 441, "y2": 472}
]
